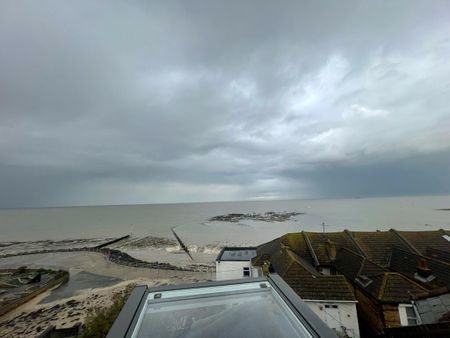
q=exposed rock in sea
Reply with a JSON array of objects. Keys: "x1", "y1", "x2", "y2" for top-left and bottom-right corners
[{"x1": 208, "y1": 211, "x2": 304, "y2": 223}]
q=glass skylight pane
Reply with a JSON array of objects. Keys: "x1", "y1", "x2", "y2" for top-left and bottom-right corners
[{"x1": 132, "y1": 285, "x2": 312, "y2": 338}]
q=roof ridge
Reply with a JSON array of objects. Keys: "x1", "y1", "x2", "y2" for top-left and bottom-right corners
[
  {"x1": 302, "y1": 231, "x2": 320, "y2": 267},
  {"x1": 440, "y1": 229, "x2": 450, "y2": 236},
  {"x1": 339, "y1": 246, "x2": 366, "y2": 260},
  {"x1": 391, "y1": 247, "x2": 450, "y2": 267},
  {"x1": 274, "y1": 247, "x2": 295, "y2": 277},
  {"x1": 286, "y1": 249, "x2": 321, "y2": 276},
  {"x1": 389, "y1": 229, "x2": 422, "y2": 255},
  {"x1": 377, "y1": 272, "x2": 388, "y2": 300},
  {"x1": 344, "y1": 229, "x2": 367, "y2": 257},
  {"x1": 338, "y1": 246, "x2": 386, "y2": 272}
]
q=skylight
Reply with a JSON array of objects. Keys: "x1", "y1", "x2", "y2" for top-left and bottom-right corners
[
  {"x1": 108, "y1": 275, "x2": 336, "y2": 338},
  {"x1": 131, "y1": 281, "x2": 313, "y2": 338}
]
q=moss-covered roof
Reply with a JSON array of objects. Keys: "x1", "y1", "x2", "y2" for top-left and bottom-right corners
[
  {"x1": 389, "y1": 247, "x2": 450, "y2": 290},
  {"x1": 346, "y1": 230, "x2": 411, "y2": 266},
  {"x1": 395, "y1": 230, "x2": 450, "y2": 256},
  {"x1": 333, "y1": 247, "x2": 428, "y2": 303},
  {"x1": 255, "y1": 248, "x2": 356, "y2": 301}
]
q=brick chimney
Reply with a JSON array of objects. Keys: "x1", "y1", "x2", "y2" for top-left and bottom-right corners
[{"x1": 417, "y1": 259, "x2": 432, "y2": 278}]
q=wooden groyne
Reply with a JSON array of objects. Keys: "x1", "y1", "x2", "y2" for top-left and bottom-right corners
[
  {"x1": 171, "y1": 227, "x2": 194, "y2": 261},
  {"x1": 95, "y1": 234, "x2": 130, "y2": 249},
  {"x1": 0, "y1": 246, "x2": 204, "y2": 272}
]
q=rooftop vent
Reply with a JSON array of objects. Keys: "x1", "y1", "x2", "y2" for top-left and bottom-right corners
[{"x1": 355, "y1": 275, "x2": 373, "y2": 288}]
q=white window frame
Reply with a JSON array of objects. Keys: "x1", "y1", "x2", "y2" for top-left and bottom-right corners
[{"x1": 398, "y1": 304, "x2": 420, "y2": 326}]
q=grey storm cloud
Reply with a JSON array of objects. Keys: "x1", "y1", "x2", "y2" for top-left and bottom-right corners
[{"x1": 0, "y1": 0, "x2": 449, "y2": 207}]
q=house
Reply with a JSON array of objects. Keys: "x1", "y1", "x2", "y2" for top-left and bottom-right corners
[
  {"x1": 215, "y1": 247, "x2": 260, "y2": 280},
  {"x1": 107, "y1": 274, "x2": 337, "y2": 338},
  {"x1": 388, "y1": 247, "x2": 450, "y2": 290},
  {"x1": 253, "y1": 247, "x2": 360, "y2": 337},
  {"x1": 333, "y1": 247, "x2": 429, "y2": 336},
  {"x1": 253, "y1": 229, "x2": 450, "y2": 337}
]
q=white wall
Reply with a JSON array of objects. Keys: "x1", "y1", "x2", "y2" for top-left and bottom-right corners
[
  {"x1": 216, "y1": 261, "x2": 256, "y2": 280},
  {"x1": 305, "y1": 301, "x2": 360, "y2": 338}
]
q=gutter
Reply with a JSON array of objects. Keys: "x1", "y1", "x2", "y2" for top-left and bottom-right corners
[{"x1": 302, "y1": 299, "x2": 358, "y2": 303}]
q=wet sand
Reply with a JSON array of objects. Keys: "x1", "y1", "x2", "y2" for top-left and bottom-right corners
[{"x1": 0, "y1": 251, "x2": 213, "y2": 337}]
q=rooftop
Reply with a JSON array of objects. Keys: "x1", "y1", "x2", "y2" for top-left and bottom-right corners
[
  {"x1": 334, "y1": 248, "x2": 428, "y2": 303},
  {"x1": 389, "y1": 247, "x2": 450, "y2": 290},
  {"x1": 395, "y1": 230, "x2": 450, "y2": 256},
  {"x1": 255, "y1": 229, "x2": 450, "y2": 269},
  {"x1": 107, "y1": 275, "x2": 336, "y2": 338},
  {"x1": 347, "y1": 230, "x2": 411, "y2": 266},
  {"x1": 216, "y1": 247, "x2": 257, "y2": 262},
  {"x1": 255, "y1": 248, "x2": 356, "y2": 301}
]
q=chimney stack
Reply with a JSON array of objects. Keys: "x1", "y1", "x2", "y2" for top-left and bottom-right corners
[{"x1": 417, "y1": 259, "x2": 432, "y2": 278}]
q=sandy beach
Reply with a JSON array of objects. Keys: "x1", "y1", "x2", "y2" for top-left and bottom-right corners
[{"x1": 0, "y1": 249, "x2": 213, "y2": 337}]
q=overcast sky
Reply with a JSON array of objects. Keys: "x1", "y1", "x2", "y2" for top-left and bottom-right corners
[{"x1": 1, "y1": 1, "x2": 450, "y2": 208}]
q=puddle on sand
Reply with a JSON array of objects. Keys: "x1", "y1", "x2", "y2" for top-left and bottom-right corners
[{"x1": 39, "y1": 271, "x2": 122, "y2": 304}]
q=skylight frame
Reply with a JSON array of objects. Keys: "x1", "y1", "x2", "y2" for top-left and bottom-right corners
[{"x1": 106, "y1": 274, "x2": 337, "y2": 338}]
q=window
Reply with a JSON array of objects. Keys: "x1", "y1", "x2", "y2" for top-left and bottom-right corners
[
  {"x1": 243, "y1": 267, "x2": 250, "y2": 277},
  {"x1": 405, "y1": 306, "x2": 418, "y2": 325},
  {"x1": 398, "y1": 304, "x2": 419, "y2": 326}
]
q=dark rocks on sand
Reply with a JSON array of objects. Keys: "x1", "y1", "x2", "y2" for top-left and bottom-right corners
[{"x1": 209, "y1": 211, "x2": 303, "y2": 223}]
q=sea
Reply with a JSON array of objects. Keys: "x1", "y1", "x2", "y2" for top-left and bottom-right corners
[{"x1": 1, "y1": 195, "x2": 449, "y2": 246}]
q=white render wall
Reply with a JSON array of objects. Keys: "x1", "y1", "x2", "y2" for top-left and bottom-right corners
[
  {"x1": 215, "y1": 261, "x2": 256, "y2": 280},
  {"x1": 305, "y1": 301, "x2": 360, "y2": 338}
]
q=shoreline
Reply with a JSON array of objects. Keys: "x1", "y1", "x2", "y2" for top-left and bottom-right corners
[
  {"x1": 0, "y1": 251, "x2": 213, "y2": 337},
  {"x1": 0, "y1": 236, "x2": 220, "y2": 271}
]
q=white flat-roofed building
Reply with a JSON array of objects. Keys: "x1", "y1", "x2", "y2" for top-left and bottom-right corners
[{"x1": 215, "y1": 247, "x2": 261, "y2": 280}]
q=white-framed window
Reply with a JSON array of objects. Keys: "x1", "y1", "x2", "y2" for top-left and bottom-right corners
[
  {"x1": 243, "y1": 267, "x2": 250, "y2": 277},
  {"x1": 398, "y1": 304, "x2": 420, "y2": 326}
]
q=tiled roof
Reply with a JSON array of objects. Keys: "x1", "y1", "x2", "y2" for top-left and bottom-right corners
[
  {"x1": 270, "y1": 249, "x2": 356, "y2": 301},
  {"x1": 346, "y1": 230, "x2": 411, "y2": 266},
  {"x1": 376, "y1": 272, "x2": 427, "y2": 303},
  {"x1": 281, "y1": 233, "x2": 315, "y2": 267},
  {"x1": 303, "y1": 231, "x2": 361, "y2": 265},
  {"x1": 395, "y1": 230, "x2": 450, "y2": 256},
  {"x1": 288, "y1": 273, "x2": 356, "y2": 302},
  {"x1": 427, "y1": 247, "x2": 450, "y2": 264},
  {"x1": 334, "y1": 248, "x2": 428, "y2": 303},
  {"x1": 333, "y1": 247, "x2": 386, "y2": 280},
  {"x1": 254, "y1": 230, "x2": 450, "y2": 303},
  {"x1": 389, "y1": 247, "x2": 450, "y2": 290},
  {"x1": 252, "y1": 236, "x2": 283, "y2": 266},
  {"x1": 333, "y1": 248, "x2": 366, "y2": 280}
]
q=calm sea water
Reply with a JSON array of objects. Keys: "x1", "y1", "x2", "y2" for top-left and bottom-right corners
[{"x1": 1, "y1": 195, "x2": 449, "y2": 245}]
